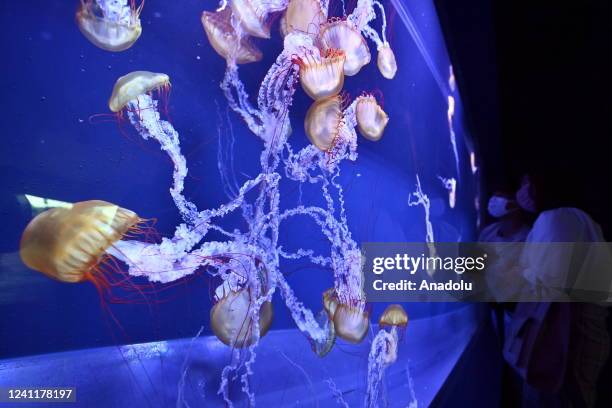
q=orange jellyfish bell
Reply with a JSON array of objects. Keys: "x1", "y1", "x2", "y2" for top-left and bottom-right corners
[
  {"x1": 210, "y1": 288, "x2": 273, "y2": 348},
  {"x1": 231, "y1": 0, "x2": 272, "y2": 39},
  {"x1": 108, "y1": 71, "x2": 170, "y2": 112},
  {"x1": 297, "y1": 49, "x2": 345, "y2": 100},
  {"x1": 284, "y1": 0, "x2": 326, "y2": 37},
  {"x1": 20, "y1": 200, "x2": 141, "y2": 283},
  {"x1": 333, "y1": 304, "x2": 370, "y2": 343},
  {"x1": 379, "y1": 304, "x2": 408, "y2": 328},
  {"x1": 304, "y1": 95, "x2": 344, "y2": 151},
  {"x1": 356, "y1": 95, "x2": 389, "y2": 142},
  {"x1": 318, "y1": 20, "x2": 371, "y2": 76},
  {"x1": 201, "y1": 9, "x2": 263, "y2": 64},
  {"x1": 76, "y1": 0, "x2": 143, "y2": 52},
  {"x1": 377, "y1": 43, "x2": 398, "y2": 79}
]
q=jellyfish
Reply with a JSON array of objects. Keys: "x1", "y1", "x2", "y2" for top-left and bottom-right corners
[
  {"x1": 295, "y1": 49, "x2": 345, "y2": 100},
  {"x1": 283, "y1": 0, "x2": 326, "y2": 37},
  {"x1": 108, "y1": 71, "x2": 170, "y2": 113},
  {"x1": 312, "y1": 309, "x2": 337, "y2": 357},
  {"x1": 355, "y1": 94, "x2": 389, "y2": 141},
  {"x1": 76, "y1": 0, "x2": 143, "y2": 52},
  {"x1": 318, "y1": 20, "x2": 371, "y2": 76},
  {"x1": 304, "y1": 94, "x2": 344, "y2": 151},
  {"x1": 201, "y1": 8, "x2": 263, "y2": 64},
  {"x1": 379, "y1": 304, "x2": 409, "y2": 329},
  {"x1": 365, "y1": 304, "x2": 408, "y2": 407},
  {"x1": 211, "y1": 287, "x2": 273, "y2": 348},
  {"x1": 20, "y1": 200, "x2": 144, "y2": 284},
  {"x1": 231, "y1": 0, "x2": 286, "y2": 39},
  {"x1": 304, "y1": 289, "x2": 339, "y2": 357},
  {"x1": 377, "y1": 43, "x2": 397, "y2": 79},
  {"x1": 109, "y1": 71, "x2": 203, "y2": 226},
  {"x1": 325, "y1": 254, "x2": 368, "y2": 341}
]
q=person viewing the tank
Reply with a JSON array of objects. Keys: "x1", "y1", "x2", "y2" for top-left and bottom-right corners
[
  {"x1": 478, "y1": 184, "x2": 534, "y2": 302},
  {"x1": 504, "y1": 170, "x2": 612, "y2": 407},
  {"x1": 479, "y1": 187, "x2": 533, "y2": 244}
]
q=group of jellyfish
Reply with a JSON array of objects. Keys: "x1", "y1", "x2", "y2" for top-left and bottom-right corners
[{"x1": 20, "y1": 0, "x2": 414, "y2": 406}]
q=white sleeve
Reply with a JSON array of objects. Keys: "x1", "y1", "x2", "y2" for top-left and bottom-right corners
[
  {"x1": 521, "y1": 210, "x2": 577, "y2": 300},
  {"x1": 521, "y1": 208, "x2": 611, "y2": 301}
]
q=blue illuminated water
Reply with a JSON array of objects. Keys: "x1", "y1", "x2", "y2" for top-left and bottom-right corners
[{"x1": 0, "y1": 1, "x2": 483, "y2": 405}]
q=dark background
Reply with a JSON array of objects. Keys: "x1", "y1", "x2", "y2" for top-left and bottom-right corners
[
  {"x1": 437, "y1": 0, "x2": 612, "y2": 238},
  {"x1": 435, "y1": 1, "x2": 612, "y2": 405}
]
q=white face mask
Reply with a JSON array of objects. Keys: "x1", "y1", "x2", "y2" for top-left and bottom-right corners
[{"x1": 487, "y1": 196, "x2": 515, "y2": 218}]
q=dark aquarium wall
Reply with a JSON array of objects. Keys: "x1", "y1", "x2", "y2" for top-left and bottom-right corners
[{"x1": 0, "y1": 0, "x2": 490, "y2": 407}]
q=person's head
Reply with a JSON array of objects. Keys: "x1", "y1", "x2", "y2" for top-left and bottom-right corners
[
  {"x1": 516, "y1": 168, "x2": 584, "y2": 214},
  {"x1": 487, "y1": 191, "x2": 520, "y2": 218},
  {"x1": 515, "y1": 175, "x2": 537, "y2": 214}
]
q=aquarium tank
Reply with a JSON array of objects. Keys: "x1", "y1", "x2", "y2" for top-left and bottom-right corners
[{"x1": 0, "y1": 0, "x2": 497, "y2": 406}]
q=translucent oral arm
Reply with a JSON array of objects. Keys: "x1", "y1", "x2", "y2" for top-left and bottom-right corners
[
  {"x1": 438, "y1": 176, "x2": 457, "y2": 208},
  {"x1": 349, "y1": 0, "x2": 389, "y2": 50},
  {"x1": 109, "y1": 239, "x2": 232, "y2": 283},
  {"x1": 277, "y1": 273, "x2": 328, "y2": 343},
  {"x1": 97, "y1": 0, "x2": 133, "y2": 24},
  {"x1": 365, "y1": 327, "x2": 399, "y2": 408},
  {"x1": 408, "y1": 175, "x2": 435, "y2": 245},
  {"x1": 106, "y1": 167, "x2": 268, "y2": 284},
  {"x1": 359, "y1": 1, "x2": 389, "y2": 51},
  {"x1": 257, "y1": 0, "x2": 290, "y2": 14},
  {"x1": 126, "y1": 95, "x2": 199, "y2": 224},
  {"x1": 279, "y1": 247, "x2": 331, "y2": 267},
  {"x1": 279, "y1": 205, "x2": 364, "y2": 305},
  {"x1": 447, "y1": 92, "x2": 460, "y2": 177},
  {"x1": 221, "y1": 64, "x2": 265, "y2": 137},
  {"x1": 314, "y1": 0, "x2": 330, "y2": 16},
  {"x1": 219, "y1": 30, "x2": 311, "y2": 145},
  {"x1": 409, "y1": 175, "x2": 438, "y2": 275}
]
